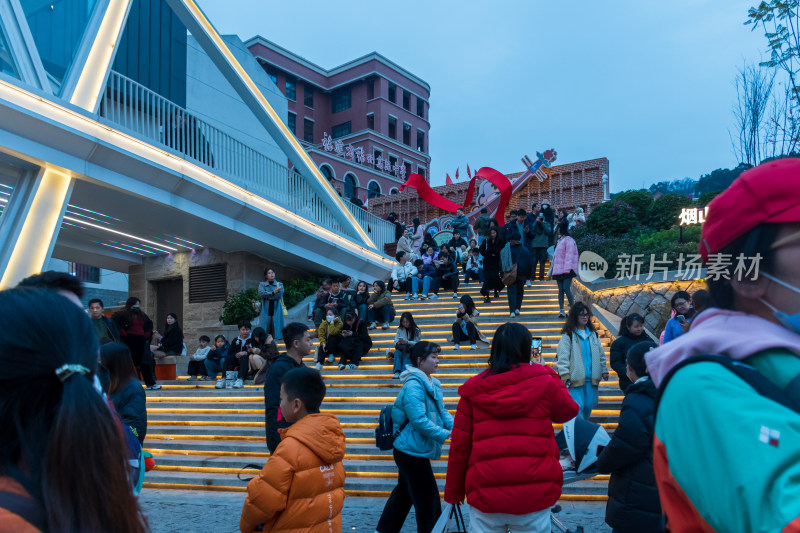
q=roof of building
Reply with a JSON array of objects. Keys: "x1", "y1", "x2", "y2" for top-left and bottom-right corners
[{"x1": 243, "y1": 35, "x2": 430, "y2": 92}]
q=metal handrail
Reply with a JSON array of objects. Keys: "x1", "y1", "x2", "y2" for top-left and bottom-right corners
[{"x1": 98, "y1": 71, "x2": 395, "y2": 249}]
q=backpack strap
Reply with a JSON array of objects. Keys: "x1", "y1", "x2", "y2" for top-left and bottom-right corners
[
  {"x1": 657, "y1": 354, "x2": 800, "y2": 415},
  {"x1": 0, "y1": 490, "x2": 47, "y2": 531}
]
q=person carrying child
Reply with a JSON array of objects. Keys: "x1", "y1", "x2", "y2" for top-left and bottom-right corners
[
  {"x1": 240, "y1": 367, "x2": 346, "y2": 533},
  {"x1": 188, "y1": 335, "x2": 211, "y2": 380}
]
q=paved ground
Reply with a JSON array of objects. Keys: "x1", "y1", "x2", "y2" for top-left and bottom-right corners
[{"x1": 139, "y1": 489, "x2": 610, "y2": 532}]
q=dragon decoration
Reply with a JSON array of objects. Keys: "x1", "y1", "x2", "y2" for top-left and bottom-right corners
[{"x1": 398, "y1": 149, "x2": 557, "y2": 226}]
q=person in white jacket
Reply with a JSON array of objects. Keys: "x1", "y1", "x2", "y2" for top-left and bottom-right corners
[{"x1": 391, "y1": 251, "x2": 420, "y2": 300}]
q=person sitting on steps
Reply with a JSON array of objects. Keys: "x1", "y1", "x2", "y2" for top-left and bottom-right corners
[
  {"x1": 188, "y1": 335, "x2": 211, "y2": 380},
  {"x1": 316, "y1": 308, "x2": 343, "y2": 371},
  {"x1": 336, "y1": 310, "x2": 372, "y2": 370},
  {"x1": 391, "y1": 312, "x2": 422, "y2": 379},
  {"x1": 367, "y1": 280, "x2": 395, "y2": 330},
  {"x1": 217, "y1": 320, "x2": 253, "y2": 389},
  {"x1": 435, "y1": 252, "x2": 460, "y2": 299},
  {"x1": 205, "y1": 334, "x2": 230, "y2": 383}
]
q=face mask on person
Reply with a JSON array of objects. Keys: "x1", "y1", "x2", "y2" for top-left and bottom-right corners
[
  {"x1": 326, "y1": 315, "x2": 335, "y2": 324},
  {"x1": 759, "y1": 272, "x2": 800, "y2": 334}
]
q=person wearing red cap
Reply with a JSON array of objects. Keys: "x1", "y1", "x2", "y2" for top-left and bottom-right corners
[{"x1": 644, "y1": 158, "x2": 800, "y2": 532}]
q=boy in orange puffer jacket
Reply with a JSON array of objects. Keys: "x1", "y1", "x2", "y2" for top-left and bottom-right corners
[{"x1": 240, "y1": 367, "x2": 346, "y2": 533}]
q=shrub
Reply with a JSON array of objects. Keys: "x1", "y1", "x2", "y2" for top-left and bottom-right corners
[
  {"x1": 220, "y1": 288, "x2": 259, "y2": 325},
  {"x1": 584, "y1": 200, "x2": 639, "y2": 236},
  {"x1": 612, "y1": 190, "x2": 653, "y2": 220},
  {"x1": 697, "y1": 190, "x2": 723, "y2": 207},
  {"x1": 645, "y1": 194, "x2": 695, "y2": 231},
  {"x1": 283, "y1": 275, "x2": 322, "y2": 309}
]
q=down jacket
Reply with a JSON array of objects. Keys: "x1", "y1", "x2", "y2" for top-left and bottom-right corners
[
  {"x1": 317, "y1": 317, "x2": 343, "y2": 346},
  {"x1": 444, "y1": 364, "x2": 579, "y2": 514},
  {"x1": 556, "y1": 329, "x2": 608, "y2": 387},
  {"x1": 392, "y1": 366, "x2": 453, "y2": 459},
  {"x1": 596, "y1": 378, "x2": 664, "y2": 533},
  {"x1": 609, "y1": 332, "x2": 651, "y2": 393},
  {"x1": 240, "y1": 413, "x2": 346, "y2": 533}
]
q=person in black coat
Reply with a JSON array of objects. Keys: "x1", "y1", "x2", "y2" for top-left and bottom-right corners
[
  {"x1": 596, "y1": 342, "x2": 664, "y2": 533},
  {"x1": 152, "y1": 313, "x2": 184, "y2": 360},
  {"x1": 609, "y1": 314, "x2": 651, "y2": 394},
  {"x1": 506, "y1": 228, "x2": 532, "y2": 317},
  {"x1": 479, "y1": 227, "x2": 504, "y2": 303},
  {"x1": 100, "y1": 342, "x2": 147, "y2": 445},
  {"x1": 335, "y1": 310, "x2": 372, "y2": 370},
  {"x1": 264, "y1": 322, "x2": 311, "y2": 453}
]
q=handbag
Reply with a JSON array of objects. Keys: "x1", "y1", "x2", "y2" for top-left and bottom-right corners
[
  {"x1": 281, "y1": 296, "x2": 288, "y2": 316},
  {"x1": 252, "y1": 299, "x2": 262, "y2": 314},
  {"x1": 501, "y1": 263, "x2": 518, "y2": 286},
  {"x1": 431, "y1": 503, "x2": 467, "y2": 533}
]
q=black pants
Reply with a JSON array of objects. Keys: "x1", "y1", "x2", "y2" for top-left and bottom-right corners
[
  {"x1": 531, "y1": 247, "x2": 548, "y2": 280},
  {"x1": 187, "y1": 360, "x2": 208, "y2": 376},
  {"x1": 438, "y1": 275, "x2": 459, "y2": 293},
  {"x1": 508, "y1": 278, "x2": 526, "y2": 312},
  {"x1": 336, "y1": 336, "x2": 363, "y2": 366},
  {"x1": 452, "y1": 321, "x2": 477, "y2": 345},
  {"x1": 316, "y1": 335, "x2": 341, "y2": 364},
  {"x1": 125, "y1": 334, "x2": 156, "y2": 386},
  {"x1": 376, "y1": 449, "x2": 441, "y2": 533},
  {"x1": 224, "y1": 352, "x2": 249, "y2": 380},
  {"x1": 392, "y1": 278, "x2": 413, "y2": 293}
]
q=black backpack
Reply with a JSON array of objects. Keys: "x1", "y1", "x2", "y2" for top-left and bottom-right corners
[{"x1": 375, "y1": 405, "x2": 407, "y2": 451}]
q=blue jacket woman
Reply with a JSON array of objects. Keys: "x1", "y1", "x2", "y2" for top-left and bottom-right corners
[{"x1": 392, "y1": 366, "x2": 453, "y2": 458}]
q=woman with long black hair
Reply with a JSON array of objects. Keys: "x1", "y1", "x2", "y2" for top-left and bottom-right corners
[
  {"x1": 151, "y1": 312, "x2": 183, "y2": 361},
  {"x1": 100, "y1": 342, "x2": 147, "y2": 445},
  {"x1": 113, "y1": 297, "x2": 159, "y2": 390},
  {"x1": 391, "y1": 312, "x2": 421, "y2": 379},
  {"x1": 445, "y1": 322, "x2": 578, "y2": 531},
  {"x1": 0, "y1": 288, "x2": 148, "y2": 532},
  {"x1": 479, "y1": 226, "x2": 504, "y2": 303},
  {"x1": 610, "y1": 313, "x2": 650, "y2": 394}
]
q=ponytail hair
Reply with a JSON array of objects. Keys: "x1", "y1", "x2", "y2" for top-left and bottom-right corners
[{"x1": 0, "y1": 289, "x2": 147, "y2": 533}]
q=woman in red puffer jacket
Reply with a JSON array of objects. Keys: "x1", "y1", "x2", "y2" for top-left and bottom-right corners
[{"x1": 444, "y1": 322, "x2": 579, "y2": 532}]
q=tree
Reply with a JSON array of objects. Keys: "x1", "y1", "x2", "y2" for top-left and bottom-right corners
[
  {"x1": 584, "y1": 200, "x2": 639, "y2": 236},
  {"x1": 730, "y1": 62, "x2": 775, "y2": 166},
  {"x1": 695, "y1": 164, "x2": 750, "y2": 194},
  {"x1": 645, "y1": 194, "x2": 695, "y2": 231},
  {"x1": 612, "y1": 190, "x2": 653, "y2": 220},
  {"x1": 697, "y1": 190, "x2": 723, "y2": 207}
]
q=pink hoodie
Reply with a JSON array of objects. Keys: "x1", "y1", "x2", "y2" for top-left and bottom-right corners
[{"x1": 645, "y1": 307, "x2": 800, "y2": 386}]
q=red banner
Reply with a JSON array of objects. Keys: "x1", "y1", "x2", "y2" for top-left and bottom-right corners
[{"x1": 398, "y1": 168, "x2": 513, "y2": 225}]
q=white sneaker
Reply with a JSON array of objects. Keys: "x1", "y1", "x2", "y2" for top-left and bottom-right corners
[
  {"x1": 215, "y1": 379, "x2": 225, "y2": 389},
  {"x1": 410, "y1": 295, "x2": 418, "y2": 300},
  {"x1": 430, "y1": 294, "x2": 439, "y2": 300},
  {"x1": 347, "y1": 364, "x2": 358, "y2": 370},
  {"x1": 510, "y1": 312, "x2": 516, "y2": 318},
  {"x1": 452, "y1": 292, "x2": 458, "y2": 299},
  {"x1": 471, "y1": 344, "x2": 477, "y2": 350},
  {"x1": 146, "y1": 384, "x2": 162, "y2": 390},
  {"x1": 526, "y1": 280, "x2": 532, "y2": 287},
  {"x1": 515, "y1": 309, "x2": 521, "y2": 315},
  {"x1": 419, "y1": 295, "x2": 427, "y2": 300},
  {"x1": 315, "y1": 362, "x2": 323, "y2": 371},
  {"x1": 393, "y1": 371, "x2": 401, "y2": 379},
  {"x1": 233, "y1": 379, "x2": 243, "y2": 389},
  {"x1": 382, "y1": 323, "x2": 390, "y2": 330},
  {"x1": 369, "y1": 321, "x2": 377, "y2": 329},
  {"x1": 404, "y1": 293, "x2": 410, "y2": 300},
  {"x1": 338, "y1": 364, "x2": 345, "y2": 370},
  {"x1": 454, "y1": 344, "x2": 460, "y2": 350}
]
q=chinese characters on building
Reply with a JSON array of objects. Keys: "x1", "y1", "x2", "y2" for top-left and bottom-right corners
[
  {"x1": 321, "y1": 133, "x2": 406, "y2": 179},
  {"x1": 613, "y1": 253, "x2": 761, "y2": 282},
  {"x1": 679, "y1": 207, "x2": 709, "y2": 225}
]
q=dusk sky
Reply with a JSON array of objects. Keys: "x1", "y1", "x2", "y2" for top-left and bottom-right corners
[{"x1": 199, "y1": 1, "x2": 769, "y2": 192}]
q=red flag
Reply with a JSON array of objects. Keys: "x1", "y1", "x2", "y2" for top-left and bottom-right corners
[
  {"x1": 467, "y1": 164, "x2": 472, "y2": 178},
  {"x1": 455, "y1": 168, "x2": 460, "y2": 180},
  {"x1": 446, "y1": 173, "x2": 453, "y2": 185}
]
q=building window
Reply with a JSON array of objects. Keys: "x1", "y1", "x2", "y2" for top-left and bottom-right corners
[
  {"x1": 265, "y1": 65, "x2": 278, "y2": 86},
  {"x1": 417, "y1": 129, "x2": 425, "y2": 152},
  {"x1": 320, "y1": 164, "x2": 335, "y2": 183},
  {"x1": 287, "y1": 112, "x2": 296, "y2": 134},
  {"x1": 285, "y1": 76, "x2": 296, "y2": 101},
  {"x1": 373, "y1": 149, "x2": 382, "y2": 170},
  {"x1": 417, "y1": 165, "x2": 427, "y2": 179},
  {"x1": 403, "y1": 90, "x2": 410, "y2": 110},
  {"x1": 404, "y1": 161, "x2": 412, "y2": 176},
  {"x1": 403, "y1": 122, "x2": 411, "y2": 145},
  {"x1": 368, "y1": 180, "x2": 382, "y2": 199},
  {"x1": 303, "y1": 83, "x2": 314, "y2": 108},
  {"x1": 331, "y1": 87, "x2": 351, "y2": 113},
  {"x1": 388, "y1": 116, "x2": 397, "y2": 139},
  {"x1": 388, "y1": 82, "x2": 396, "y2": 103},
  {"x1": 366, "y1": 113, "x2": 374, "y2": 130},
  {"x1": 344, "y1": 173, "x2": 357, "y2": 198},
  {"x1": 417, "y1": 97, "x2": 425, "y2": 118},
  {"x1": 68, "y1": 262, "x2": 100, "y2": 284},
  {"x1": 332, "y1": 121, "x2": 351, "y2": 138},
  {"x1": 390, "y1": 188, "x2": 399, "y2": 195},
  {"x1": 303, "y1": 118, "x2": 314, "y2": 143},
  {"x1": 367, "y1": 77, "x2": 375, "y2": 100}
]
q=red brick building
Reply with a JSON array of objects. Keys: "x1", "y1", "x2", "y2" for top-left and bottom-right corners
[{"x1": 369, "y1": 157, "x2": 610, "y2": 226}]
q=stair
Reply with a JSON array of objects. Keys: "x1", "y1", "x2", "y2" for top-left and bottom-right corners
[{"x1": 142, "y1": 280, "x2": 619, "y2": 500}]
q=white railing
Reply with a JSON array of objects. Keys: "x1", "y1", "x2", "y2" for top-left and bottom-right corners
[{"x1": 98, "y1": 71, "x2": 395, "y2": 250}]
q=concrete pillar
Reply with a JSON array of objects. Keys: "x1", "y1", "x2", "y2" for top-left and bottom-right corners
[{"x1": 0, "y1": 168, "x2": 73, "y2": 289}]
